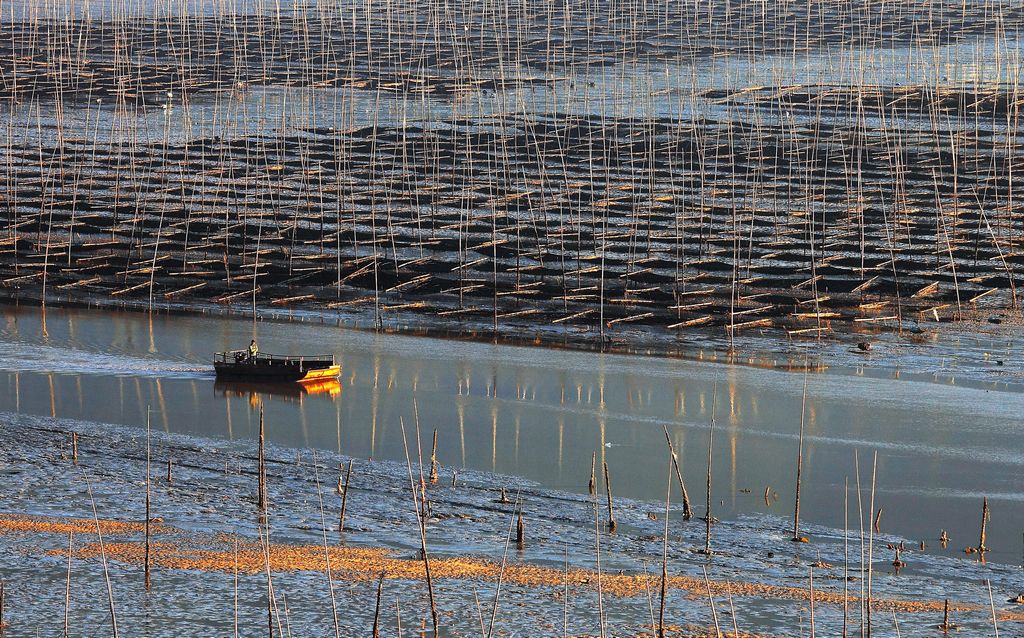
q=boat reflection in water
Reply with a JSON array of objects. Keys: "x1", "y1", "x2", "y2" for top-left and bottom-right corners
[{"x1": 214, "y1": 378, "x2": 342, "y2": 406}]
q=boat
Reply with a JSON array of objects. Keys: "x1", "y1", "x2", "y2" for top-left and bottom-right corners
[{"x1": 213, "y1": 350, "x2": 341, "y2": 383}]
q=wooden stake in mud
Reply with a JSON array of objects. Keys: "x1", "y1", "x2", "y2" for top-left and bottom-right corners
[
  {"x1": 428, "y1": 429, "x2": 439, "y2": 484},
  {"x1": 703, "y1": 383, "x2": 718, "y2": 554},
  {"x1": 516, "y1": 509, "x2": 525, "y2": 548},
  {"x1": 603, "y1": 462, "x2": 616, "y2": 532},
  {"x1": 662, "y1": 425, "x2": 692, "y2": 519},
  {"x1": 588, "y1": 452, "x2": 596, "y2": 495},
  {"x1": 339, "y1": 460, "x2": 354, "y2": 533},
  {"x1": 371, "y1": 572, "x2": 384, "y2": 638},
  {"x1": 978, "y1": 497, "x2": 990, "y2": 554},
  {"x1": 939, "y1": 598, "x2": 953, "y2": 632},
  {"x1": 658, "y1": 452, "x2": 672, "y2": 638},
  {"x1": 71, "y1": 431, "x2": 78, "y2": 465},
  {"x1": 258, "y1": 404, "x2": 267, "y2": 513},
  {"x1": 792, "y1": 371, "x2": 809, "y2": 542},
  {"x1": 166, "y1": 459, "x2": 173, "y2": 483}
]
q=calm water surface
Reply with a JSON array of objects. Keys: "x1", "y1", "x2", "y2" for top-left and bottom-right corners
[{"x1": 1, "y1": 303, "x2": 1022, "y2": 566}]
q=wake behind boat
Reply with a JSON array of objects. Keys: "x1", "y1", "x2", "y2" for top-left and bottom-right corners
[{"x1": 213, "y1": 350, "x2": 341, "y2": 383}]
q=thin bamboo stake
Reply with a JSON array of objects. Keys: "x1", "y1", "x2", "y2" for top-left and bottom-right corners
[
  {"x1": 641, "y1": 560, "x2": 656, "y2": 632},
  {"x1": 258, "y1": 404, "x2": 267, "y2": 513},
  {"x1": 563, "y1": 546, "x2": 569, "y2": 638},
  {"x1": 485, "y1": 497, "x2": 520, "y2": 638},
  {"x1": 939, "y1": 598, "x2": 953, "y2": 632},
  {"x1": 987, "y1": 579, "x2": 1000, "y2": 638},
  {"x1": 311, "y1": 452, "x2": 341, "y2": 638},
  {"x1": 64, "y1": 531, "x2": 72, "y2": 638},
  {"x1": 603, "y1": 462, "x2": 616, "y2": 532},
  {"x1": 232, "y1": 536, "x2": 237, "y2": 638},
  {"x1": 145, "y1": 406, "x2": 152, "y2": 591},
  {"x1": 662, "y1": 424, "x2": 692, "y2": 519},
  {"x1": 395, "y1": 598, "x2": 403, "y2": 638},
  {"x1": 588, "y1": 451, "x2": 596, "y2": 496},
  {"x1": 979, "y1": 496, "x2": 990, "y2": 554},
  {"x1": 371, "y1": 572, "x2": 384, "y2": 638},
  {"x1": 339, "y1": 460, "x2": 353, "y2": 533},
  {"x1": 867, "y1": 451, "x2": 878, "y2": 637},
  {"x1": 399, "y1": 418, "x2": 439, "y2": 636},
  {"x1": 702, "y1": 566, "x2": 722, "y2": 638},
  {"x1": 844, "y1": 477, "x2": 849, "y2": 638},
  {"x1": 593, "y1": 492, "x2": 606, "y2": 638},
  {"x1": 792, "y1": 370, "x2": 809, "y2": 542},
  {"x1": 727, "y1": 585, "x2": 739, "y2": 638},
  {"x1": 658, "y1": 452, "x2": 671, "y2": 638},
  {"x1": 703, "y1": 383, "x2": 718, "y2": 554},
  {"x1": 84, "y1": 473, "x2": 118, "y2": 638},
  {"x1": 429, "y1": 429, "x2": 439, "y2": 484},
  {"x1": 473, "y1": 589, "x2": 486, "y2": 638},
  {"x1": 809, "y1": 567, "x2": 816, "y2": 638}
]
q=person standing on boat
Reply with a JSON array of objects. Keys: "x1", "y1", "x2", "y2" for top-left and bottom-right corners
[{"x1": 248, "y1": 339, "x2": 259, "y2": 361}]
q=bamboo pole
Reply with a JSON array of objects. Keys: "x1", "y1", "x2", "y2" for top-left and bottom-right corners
[
  {"x1": 602, "y1": 462, "x2": 616, "y2": 532},
  {"x1": 792, "y1": 371, "x2": 809, "y2": 542},
  {"x1": 662, "y1": 425, "x2": 692, "y2": 519},
  {"x1": 258, "y1": 404, "x2": 267, "y2": 513},
  {"x1": 588, "y1": 451, "x2": 596, "y2": 496},
  {"x1": 371, "y1": 572, "x2": 384, "y2": 638},
  {"x1": 312, "y1": 452, "x2": 341, "y2": 638},
  {"x1": 84, "y1": 473, "x2": 118, "y2": 638},
  {"x1": 339, "y1": 460, "x2": 353, "y2": 533},
  {"x1": 658, "y1": 452, "x2": 671, "y2": 638},
  {"x1": 399, "y1": 418, "x2": 439, "y2": 636},
  {"x1": 703, "y1": 383, "x2": 718, "y2": 554},
  {"x1": 145, "y1": 407, "x2": 152, "y2": 591},
  {"x1": 978, "y1": 496, "x2": 990, "y2": 554},
  {"x1": 702, "y1": 566, "x2": 722, "y2": 638},
  {"x1": 64, "y1": 531, "x2": 72, "y2": 638},
  {"x1": 485, "y1": 497, "x2": 520, "y2": 638}
]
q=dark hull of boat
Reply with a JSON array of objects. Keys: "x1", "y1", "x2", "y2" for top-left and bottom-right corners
[{"x1": 213, "y1": 355, "x2": 340, "y2": 383}]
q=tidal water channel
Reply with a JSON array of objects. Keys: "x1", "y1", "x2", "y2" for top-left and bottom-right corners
[{"x1": 1, "y1": 302, "x2": 1021, "y2": 565}]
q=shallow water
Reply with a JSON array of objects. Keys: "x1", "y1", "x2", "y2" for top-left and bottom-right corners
[{"x1": 1, "y1": 302, "x2": 1022, "y2": 569}]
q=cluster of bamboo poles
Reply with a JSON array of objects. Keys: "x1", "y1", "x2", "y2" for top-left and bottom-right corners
[{"x1": 1, "y1": 0, "x2": 1022, "y2": 346}]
